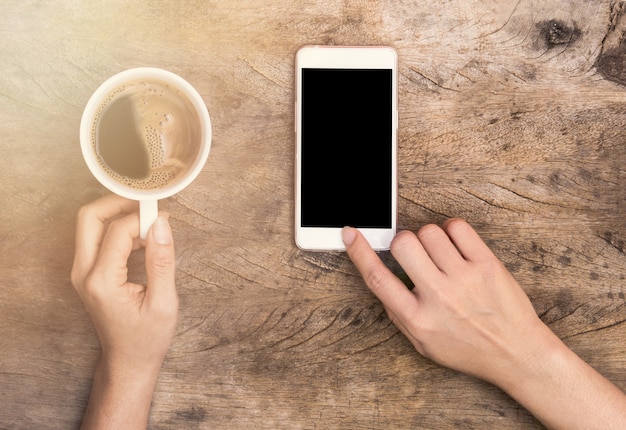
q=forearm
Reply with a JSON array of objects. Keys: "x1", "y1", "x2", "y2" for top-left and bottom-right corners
[
  {"x1": 81, "y1": 358, "x2": 160, "y2": 430},
  {"x1": 498, "y1": 330, "x2": 626, "y2": 430}
]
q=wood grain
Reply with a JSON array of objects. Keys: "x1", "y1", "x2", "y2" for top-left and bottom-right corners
[{"x1": 1, "y1": 1, "x2": 626, "y2": 428}]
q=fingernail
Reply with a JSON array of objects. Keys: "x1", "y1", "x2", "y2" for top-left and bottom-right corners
[
  {"x1": 152, "y1": 216, "x2": 173, "y2": 245},
  {"x1": 342, "y1": 227, "x2": 356, "y2": 246}
]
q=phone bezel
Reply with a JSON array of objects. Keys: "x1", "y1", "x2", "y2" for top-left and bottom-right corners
[{"x1": 295, "y1": 45, "x2": 398, "y2": 251}]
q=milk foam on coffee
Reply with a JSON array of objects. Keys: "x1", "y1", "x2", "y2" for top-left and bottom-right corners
[{"x1": 91, "y1": 79, "x2": 202, "y2": 190}]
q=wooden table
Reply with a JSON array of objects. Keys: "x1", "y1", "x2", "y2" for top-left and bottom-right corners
[{"x1": 2, "y1": 1, "x2": 626, "y2": 428}]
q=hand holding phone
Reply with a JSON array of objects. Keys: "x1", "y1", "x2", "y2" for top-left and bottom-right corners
[{"x1": 295, "y1": 45, "x2": 398, "y2": 251}]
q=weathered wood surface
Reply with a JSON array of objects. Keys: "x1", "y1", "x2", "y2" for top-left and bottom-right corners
[{"x1": 2, "y1": 1, "x2": 626, "y2": 428}]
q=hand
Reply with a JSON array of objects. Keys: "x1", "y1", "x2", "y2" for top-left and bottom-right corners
[
  {"x1": 71, "y1": 194, "x2": 178, "y2": 429},
  {"x1": 342, "y1": 219, "x2": 549, "y2": 385},
  {"x1": 343, "y1": 220, "x2": 626, "y2": 429}
]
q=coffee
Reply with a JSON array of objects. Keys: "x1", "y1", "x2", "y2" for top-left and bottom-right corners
[{"x1": 91, "y1": 78, "x2": 202, "y2": 190}]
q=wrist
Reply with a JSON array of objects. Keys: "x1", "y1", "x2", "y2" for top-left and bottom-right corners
[
  {"x1": 487, "y1": 317, "x2": 562, "y2": 395},
  {"x1": 97, "y1": 352, "x2": 162, "y2": 392},
  {"x1": 81, "y1": 357, "x2": 160, "y2": 429},
  {"x1": 490, "y1": 321, "x2": 626, "y2": 430},
  {"x1": 503, "y1": 330, "x2": 562, "y2": 392},
  {"x1": 98, "y1": 348, "x2": 165, "y2": 385}
]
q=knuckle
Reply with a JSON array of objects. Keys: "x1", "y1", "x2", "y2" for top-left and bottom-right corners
[
  {"x1": 81, "y1": 272, "x2": 105, "y2": 303},
  {"x1": 83, "y1": 272, "x2": 100, "y2": 294},
  {"x1": 76, "y1": 203, "x2": 98, "y2": 223},
  {"x1": 363, "y1": 266, "x2": 390, "y2": 295},
  {"x1": 149, "y1": 253, "x2": 175, "y2": 277}
]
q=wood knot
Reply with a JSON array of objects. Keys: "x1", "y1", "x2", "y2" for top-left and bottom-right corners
[
  {"x1": 596, "y1": 44, "x2": 626, "y2": 85},
  {"x1": 537, "y1": 19, "x2": 581, "y2": 47}
]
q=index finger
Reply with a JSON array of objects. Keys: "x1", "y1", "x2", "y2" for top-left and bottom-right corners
[
  {"x1": 89, "y1": 211, "x2": 140, "y2": 292},
  {"x1": 343, "y1": 227, "x2": 419, "y2": 319},
  {"x1": 72, "y1": 195, "x2": 139, "y2": 283}
]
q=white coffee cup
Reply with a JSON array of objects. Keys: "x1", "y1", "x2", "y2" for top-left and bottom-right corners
[{"x1": 80, "y1": 67, "x2": 211, "y2": 238}]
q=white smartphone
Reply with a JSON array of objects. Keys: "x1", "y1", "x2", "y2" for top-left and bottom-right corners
[{"x1": 295, "y1": 45, "x2": 398, "y2": 251}]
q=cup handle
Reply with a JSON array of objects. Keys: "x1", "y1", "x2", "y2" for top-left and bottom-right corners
[{"x1": 140, "y1": 199, "x2": 158, "y2": 240}]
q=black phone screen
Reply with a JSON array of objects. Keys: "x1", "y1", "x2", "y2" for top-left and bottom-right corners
[{"x1": 300, "y1": 68, "x2": 393, "y2": 228}]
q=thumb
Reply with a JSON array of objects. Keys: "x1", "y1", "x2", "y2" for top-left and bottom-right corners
[{"x1": 145, "y1": 216, "x2": 178, "y2": 308}]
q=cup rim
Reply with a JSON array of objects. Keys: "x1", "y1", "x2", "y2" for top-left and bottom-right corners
[{"x1": 79, "y1": 67, "x2": 212, "y2": 201}]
